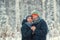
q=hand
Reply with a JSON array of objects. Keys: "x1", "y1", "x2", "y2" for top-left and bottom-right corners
[{"x1": 31, "y1": 26, "x2": 36, "y2": 31}]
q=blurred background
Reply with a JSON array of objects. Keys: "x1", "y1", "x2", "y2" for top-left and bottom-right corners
[{"x1": 0, "y1": 0, "x2": 60, "y2": 40}]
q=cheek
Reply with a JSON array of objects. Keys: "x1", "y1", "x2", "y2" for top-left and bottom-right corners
[
  {"x1": 33, "y1": 17, "x2": 35, "y2": 19},
  {"x1": 27, "y1": 19, "x2": 32, "y2": 22},
  {"x1": 29, "y1": 19, "x2": 32, "y2": 21},
  {"x1": 27, "y1": 19, "x2": 29, "y2": 21},
  {"x1": 33, "y1": 17, "x2": 36, "y2": 20},
  {"x1": 30, "y1": 19, "x2": 33, "y2": 21},
  {"x1": 33, "y1": 17, "x2": 38, "y2": 20}
]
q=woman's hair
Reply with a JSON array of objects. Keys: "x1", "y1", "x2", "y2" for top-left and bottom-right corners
[
  {"x1": 22, "y1": 15, "x2": 33, "y2": 25},
  {"x1": 26, "y1": 15, "x2": 33, "y2": 20}
]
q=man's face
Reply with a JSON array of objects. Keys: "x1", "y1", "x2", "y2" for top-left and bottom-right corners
[{"x1": 32, "y1": 16, "x2": 38, "y2": 21}]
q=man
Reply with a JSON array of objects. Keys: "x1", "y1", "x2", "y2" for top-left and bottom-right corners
[{"x1": 31, "y1": 13, "x2": 48, "y2": 40}]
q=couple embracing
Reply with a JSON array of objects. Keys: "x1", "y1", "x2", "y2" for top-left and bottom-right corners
[{"x1": 21, "y1": 13, "x2": 48, "y2": 40}]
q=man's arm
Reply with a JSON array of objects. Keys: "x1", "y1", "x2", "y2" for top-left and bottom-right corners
[{"x1": 34, "y1": 20, "x2": 48, "y2": 37}]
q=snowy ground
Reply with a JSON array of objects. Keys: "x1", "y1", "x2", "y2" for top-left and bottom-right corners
[
  {"x1": 0, "y1": 36, "x2": 60, "y2": 40},
  {"x1": 0, "y1": 34, "x2": 60, "y2": 40}
]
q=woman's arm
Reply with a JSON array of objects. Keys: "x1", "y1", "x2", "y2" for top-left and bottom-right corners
[{"x1": 21, "y1": 24, "x2": 32, "y2": 38}]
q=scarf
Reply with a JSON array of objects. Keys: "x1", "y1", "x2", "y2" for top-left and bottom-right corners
[{"x1": 25, "y1": 22, "x2": 33, "y2": 28}]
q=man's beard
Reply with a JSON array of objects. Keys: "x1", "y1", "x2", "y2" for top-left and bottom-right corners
[{"x1": 33, "y1": 17, "x2": 40, "y2": 24}]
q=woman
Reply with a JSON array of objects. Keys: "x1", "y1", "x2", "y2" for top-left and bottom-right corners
[{"x1": 21, "y1": 15, "x2": 33, "y2": 40}]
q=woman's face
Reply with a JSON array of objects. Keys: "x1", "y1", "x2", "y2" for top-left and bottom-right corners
[{"x1": 27, "y1": 17, "x2": 33, "y2": 22}]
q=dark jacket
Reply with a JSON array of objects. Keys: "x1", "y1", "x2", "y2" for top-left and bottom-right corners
[
  {"x1": 32, "y1": 19, "x2": 48, "y2": 40},
  {"x1": 21, "y1": 19, "x2": 48, "y2": 40},
  {"x1": 21, "y1": 23, "x2": 33, "y2": 40}
]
